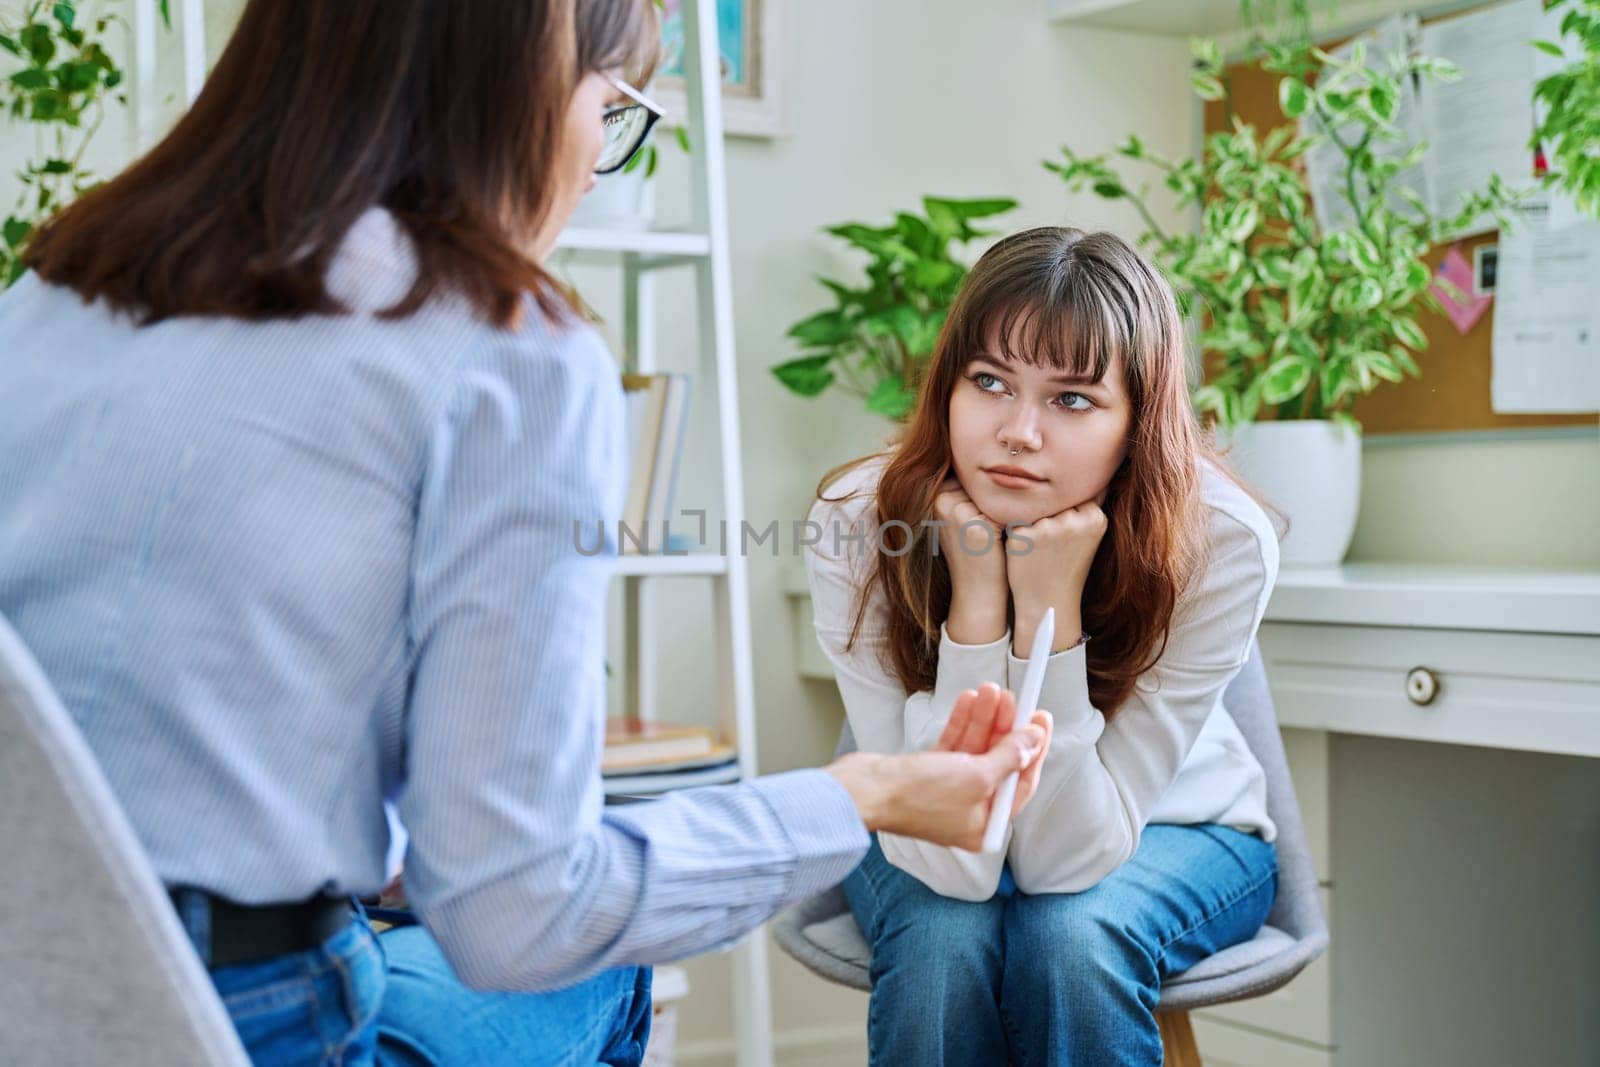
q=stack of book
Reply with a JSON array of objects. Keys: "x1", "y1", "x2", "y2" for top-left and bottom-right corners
[
  {"x1": 621, "y1": 373, "x2": 692, "y2": 557},
  {"x1": 602, "y1": 716, "x2": 738, "y2": 795}
]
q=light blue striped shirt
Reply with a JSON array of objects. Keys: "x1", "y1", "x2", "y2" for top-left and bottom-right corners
[{"x1": 0, "y1": 207, "x2": 868, "y2": 991}]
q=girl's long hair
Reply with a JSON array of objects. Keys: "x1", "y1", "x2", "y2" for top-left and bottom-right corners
[
  {"x1": 817, "y1": 227, "x2": 1269, "y2": 721},
  {"x1": 21, "y1": 0, "x2": 658, "y2": 331}
]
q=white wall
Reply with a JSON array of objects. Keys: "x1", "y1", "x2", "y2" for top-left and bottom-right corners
[{"x1": 1352, "y1": 433, "x2": 1599, "y2": 568}]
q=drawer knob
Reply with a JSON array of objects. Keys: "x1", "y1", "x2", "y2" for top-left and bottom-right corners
[{"x1": 1405, "y1": 667, "x2": 1441, "y2": 706}]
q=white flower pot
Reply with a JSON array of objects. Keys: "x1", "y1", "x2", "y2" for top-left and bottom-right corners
[
  {"x1": 565, "y1": 163, "x2": 656, "y2": 231},
  {"x1": 1218, "y1": 419, "x2": 1362, "y2": 567}
]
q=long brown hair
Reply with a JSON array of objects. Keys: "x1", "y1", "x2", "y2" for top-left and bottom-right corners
[
  {"x1": 818, "y1": 227, "x2": 1261, "y2": 721},
  {"x1": 21, "y1": 0, "x2": 658, "y2": 331}
]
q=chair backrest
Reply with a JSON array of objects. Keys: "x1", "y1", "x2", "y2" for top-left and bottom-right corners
[
  {"x1": 832, "y1": 638, "x2": 1327, "y2": 946},
  {"x1": 0, "y1": 612, "x2": 251, "y2": 1066},
  {"x1": 1216, "y1": 639, "x2": 1326, "y2": 944}
]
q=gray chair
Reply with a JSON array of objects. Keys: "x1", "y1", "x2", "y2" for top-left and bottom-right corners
[
  {"x1": 0, "y1": 611, "x2": 251, "y2": 1066},
  {"x1": 773, "y1": 639, "x2": 1328, "y2": 1060}
]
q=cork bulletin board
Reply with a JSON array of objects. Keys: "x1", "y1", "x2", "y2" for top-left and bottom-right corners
[{"x1": 1204, "y1": 5, "x2": 1596, "y2": 436}]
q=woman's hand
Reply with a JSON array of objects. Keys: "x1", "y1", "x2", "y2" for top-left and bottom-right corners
[
  {"x1": 933, "y1": 476, "x2": 1009, "y2": 644},
  {"x1": 1005, "y1": 496, "x2": 1108, "y2": 653},
  {"x1": 826, "y1": 683, "x2": 1051, "y2": 852}
]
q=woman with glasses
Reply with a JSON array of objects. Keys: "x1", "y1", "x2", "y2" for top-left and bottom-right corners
[{"x1": 0, "y1": 2, "x2": 1050, "y2": 1064}]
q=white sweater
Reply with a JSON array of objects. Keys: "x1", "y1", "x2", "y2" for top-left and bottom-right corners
[{"x1": 804, "y1": 455, "x2": 1280, "y2": 901}]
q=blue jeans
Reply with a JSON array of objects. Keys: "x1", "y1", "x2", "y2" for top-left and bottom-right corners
[
  {"x1": 200, "y1": 902, "x2": 652, "y2": 1066},
  {"x1": 843, "y1": 824, "x2": 1278, "y2": 1066}
]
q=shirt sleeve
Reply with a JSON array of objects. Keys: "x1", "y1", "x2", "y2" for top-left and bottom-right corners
[
  {"x1": 395, "y1": 315, "x2": 868, "y2": 993},
  {"x1": 1002, "y1": 506, "x2": 1279, "y2": 894},
  {"x1": 803, "y1": 503, "x2": 1010, "y2": 901}
]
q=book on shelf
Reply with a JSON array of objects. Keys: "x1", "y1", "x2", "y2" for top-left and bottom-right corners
[
  {"x1": 602, "y1": 716, "x2": 728, "y2": 772},
  {"x1": 603, "y1": 758, "x2": 742, "y2": 797},
  {"x1": 619, "y1": 372, "x2": 692, "y2": 556}
]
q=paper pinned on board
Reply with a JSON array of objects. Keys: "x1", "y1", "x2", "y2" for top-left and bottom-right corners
[
  {"x1": 1430, "y1": 245, "x2": 1492, "y2": 335},
  {"x1": 1417, "y1": 0, "x2": 1543, "y2": 235},
  {"x1": 1490, "y1": 195, "x2": 1600, "y2": 414},
  {"x1": 1301, "y1": 13, "x2": 1430, "y2": 236},
  {"x1": 1297, "y1": 1, "x2": 1548, "y2": 239}
]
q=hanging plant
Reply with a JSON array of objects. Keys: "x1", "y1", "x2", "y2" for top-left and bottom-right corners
[{"x1": 1, "y1": 0, "x2": 172, "y2": 286}]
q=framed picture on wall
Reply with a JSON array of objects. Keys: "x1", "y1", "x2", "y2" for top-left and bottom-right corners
[{"x1": 655, "y1": 0, "x2": 788, "y2": 139}]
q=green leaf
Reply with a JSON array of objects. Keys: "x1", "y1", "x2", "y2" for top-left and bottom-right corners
[
  {"x1": 826, "y1": 222, "x2": 898, "y2": 256},
  {"x1": 1391, "y1": 316, "x2": 1427, "y2": 351},
  {"x1": 1368, "y1": 81, "x2": 1398, "y2": 123},
  {"x1": 20, "y1": 23, "x2": 55, "y2": 65},
  {"x1": 922, "y1": 196, "x2": 1016, "y2": 220},
  {"x1": 909, "y1": 258, "x2": 961, "y2": 291},
  {"x1": 786, "y1": 309, "x2": 854, "y2": 347},
  {"x1": 2, "y1": 216, "x2": 32, "y2": 248},
  {"x1": 52, "y1": 2, "x2": 74, "y2": 29},
  {"x1": 0, "y1": 34, "x2": 20, "y2": 57},
  {"x1": 1331, "y1": 276, "x2": 1384, "y2": 314},
  {"x1": 1361, "y1": 350, "x2": 1403, "y2": 383},
  {"x1": 1260, "y1": 355, "x2": 1313, "y2": 405},
  {"x1": 1225, "y1": 200, "x2": 1260, "y2": 242},
  {"x1": 30, "y1": 91, "x2": 64, "y2": 121},
  {"x1": 1192, "y1": 72, "x2": 1225, "y2": 101},
  {"x1": 1092, "y1": 180, "x2": 1125, "y2": 199},
  {"x1": 10, "y1": 69, "x2": 50, "y2": 91},
  {"x1": 1279, "y1": 77, "x2": 1311, "y2": 118},
  {"x1": 1532, "y1": 40, "x2": 1567, "y2": 58},
  {"x1": 771, "y1": 355, "x2": 835, "y2": 397},
  {"x1": 59, "y1": 60, "x2": 99, "y2": 92},
  {"x1": 866, "y1": 375, "x2": 917, "y2": 419},
  {"x1": 815, "y1": 277, "x2": 857, "y2": 305},
  {"x1": 864, "y1": 305, "x2": 922, "y2": 345},
  {"x1": 894, "y1": 212, "x2": 938, "y2": 257}
]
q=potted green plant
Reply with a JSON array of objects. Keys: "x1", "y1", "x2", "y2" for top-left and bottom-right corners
[
  {"x1": 1047, "y1": 35, "x2": 1518, "y2": 565},
  {"x1": 1532, "y1": 0, "x2": 1600, "y2": 218},
  {"x1": 1, "y1": 0, "x2": 169, "y2": 287},
  {"x1": 771, "y1": 195, "x2": 1017, "y2": 420}
]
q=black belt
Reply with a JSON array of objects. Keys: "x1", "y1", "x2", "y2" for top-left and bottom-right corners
[{"x1": 168, "y1": 886, "x2": 353, "y2": 969}]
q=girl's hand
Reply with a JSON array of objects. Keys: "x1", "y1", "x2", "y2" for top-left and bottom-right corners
[
  {"x1": 933, "y1": 477, "x2": 1008, "y2": 643},
  {"x1": 825, "y1": 683, "x2": 1051, "y2": 850},
  {"x1": 1005, "y1": 497, "x2": 1108, "y2": 652}
]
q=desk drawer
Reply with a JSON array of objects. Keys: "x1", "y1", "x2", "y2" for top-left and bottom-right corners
[{"x1": 1258, "y1": 623, "x2": 1600, "y2": 758}]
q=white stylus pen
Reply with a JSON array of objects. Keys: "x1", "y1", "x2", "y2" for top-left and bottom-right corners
[{"x1": 979, "y1": 606, "x2": 1054, "y2": 854}]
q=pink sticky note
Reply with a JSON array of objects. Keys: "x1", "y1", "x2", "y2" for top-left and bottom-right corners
[{"x1": 1429, "y1": 246, "x2": 1492, "y2": 334}]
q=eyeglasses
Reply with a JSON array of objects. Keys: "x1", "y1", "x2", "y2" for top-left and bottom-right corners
[{"x1": 594, "y1": 74, "x2": 665, "y2": 175}]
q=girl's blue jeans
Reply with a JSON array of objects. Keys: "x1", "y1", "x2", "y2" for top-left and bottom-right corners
[
  {"x1": 198, "y1": 899, "x2": 652, "y2": 1066},
  {"x1": 843, "y1": 823, "x2": 1278, "y2": 1067}
]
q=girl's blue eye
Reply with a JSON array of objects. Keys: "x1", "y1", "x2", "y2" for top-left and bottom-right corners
[
  {"x1": 968, "y1": 371, "x2": 1093, "y2": 413},
  {"x1": 1058, "y1": 391, "x2": 1093, "y2": 412}
]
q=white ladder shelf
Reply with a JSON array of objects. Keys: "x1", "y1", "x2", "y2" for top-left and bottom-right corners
[{"x1": 556, "y1": 0, "x2": 771, "y2": 1063}]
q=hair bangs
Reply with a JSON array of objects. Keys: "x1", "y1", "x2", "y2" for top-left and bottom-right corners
[
  {"x1": 580, "y1": 0, "x2": 663, "y2": 88},
  {"x1": 977, "y1": 284, "x2": 1123, "y2": 388}
]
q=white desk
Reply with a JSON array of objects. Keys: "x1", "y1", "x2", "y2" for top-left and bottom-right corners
[
  {"x1": 1200, "y1": 564, "x2": 1600, "y2": 1067},
  {"x1": 1259, "y1": 564, "x2": 1600, "y2": 759}
]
